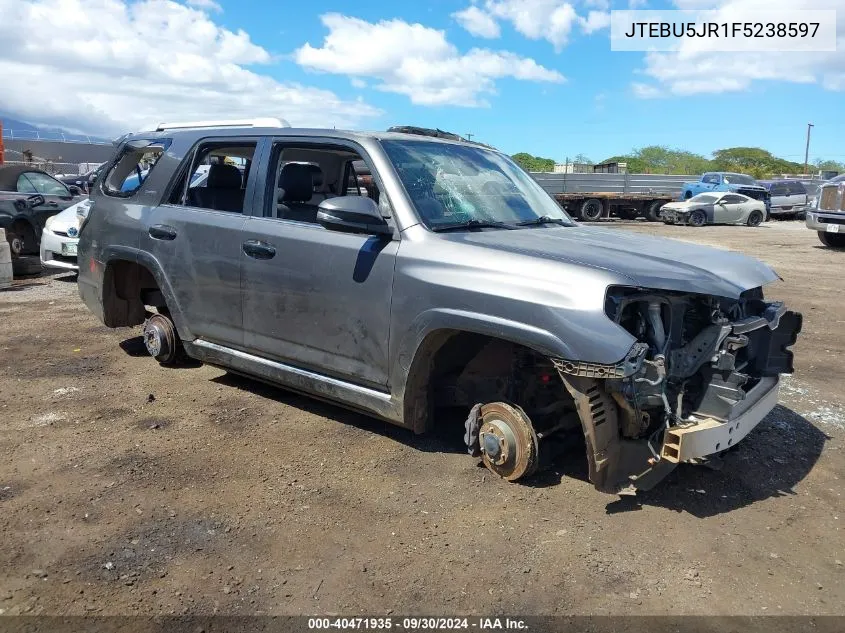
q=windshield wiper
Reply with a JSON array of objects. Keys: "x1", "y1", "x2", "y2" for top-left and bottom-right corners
[
  {"x1": 516, "y1": 215, "x2": 570, "y2": 227},
  {"x1": 431, "y1": 219, "x2": 515, "y2": 232}
]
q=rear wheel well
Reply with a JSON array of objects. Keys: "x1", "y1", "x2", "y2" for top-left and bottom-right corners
[
  {"x1": 101, "y1": 260, "x2": 165, "y2": 327},
  {"x1": 404, "y1": 331, "x2": 578, "y2": 436}
]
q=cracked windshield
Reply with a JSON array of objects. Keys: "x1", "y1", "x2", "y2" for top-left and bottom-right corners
[{"x1": 382, "y1": 140, "x2": 573, "y2": 230}]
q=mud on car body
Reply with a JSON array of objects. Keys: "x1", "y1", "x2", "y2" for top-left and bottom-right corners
[{"x1": 76, "y1": 120, "x2": 802, "y2": 495}]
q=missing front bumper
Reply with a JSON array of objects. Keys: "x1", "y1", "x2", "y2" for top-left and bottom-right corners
[{"x1": 661, "y1": 377, "x2": 779, "y2": 463}]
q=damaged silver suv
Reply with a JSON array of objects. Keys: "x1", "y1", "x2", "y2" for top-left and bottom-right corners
[{"x1": 77, "y1": 120, "x2": 802, "y2": 494}]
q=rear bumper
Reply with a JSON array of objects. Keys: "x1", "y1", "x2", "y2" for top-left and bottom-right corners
[
  {"x1": 806, "y1": 211, "x2": 845, "y2": 231},
  {"x1": 661, "y1": 377, "x2": 779, "y2": 463}
]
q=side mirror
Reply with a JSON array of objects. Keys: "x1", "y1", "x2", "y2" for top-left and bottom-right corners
[
  {"x1": 317, "y1": 196, "x2": 392, "y2": 236},
  {"x1": 68, "y1": 185, "x2": 82, "y2": 196}
]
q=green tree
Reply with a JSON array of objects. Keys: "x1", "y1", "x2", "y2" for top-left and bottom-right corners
[
  {"x1": 573, "y1": 153, "x2": 593, "y2": 165},
  {"x1": 814, "y1": 158, "x2": 845, "y2": 171},
  {"x1": 711, "y1": 147, "x2": 804, "y2": 177},
  {"x1": 511, "y1": 152, "x2": 555, "y2": 172},
  {"x1": 600, "y1": 146, "x2": 712, "y2": 174}
]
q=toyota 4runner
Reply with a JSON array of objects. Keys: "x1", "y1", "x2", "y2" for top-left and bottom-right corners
[{"x1": 77, "y1": 119, "x2": 802, "y2": 494}]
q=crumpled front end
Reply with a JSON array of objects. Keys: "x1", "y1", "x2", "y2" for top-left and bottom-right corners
[{"x1": 554, "y1": 286, "x2": 802, "y2": 494}]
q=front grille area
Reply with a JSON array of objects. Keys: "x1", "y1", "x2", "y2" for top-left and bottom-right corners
[
  {"x1": 818, "y1": 186, "x2": 845, "y2": 211},
  {"x1": 819, "y1": 215, "x2": 845, "y2": 225}
]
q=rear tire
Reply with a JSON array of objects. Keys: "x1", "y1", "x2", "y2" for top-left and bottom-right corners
[
  {"x1": 143, "y1": 313, "x2": 186, "y2": 365},
  {"x1": 818, "y1": 231, "x2": 845, "y2": 249},
  {"x1": 747, "y1": 210, "x2": 764, "y2": 227},
  {"x1": 579, "y1": 198, "x2": 603, "y2": 222},
  {"x1": 645, "y1": 200, "x2": 664, "y2": 222},
  {"x1": 12, "y1": 255, "x2": 42, "y2": 277},
  {"x1": 688, "y1": 209, "x2": 707, "y2": 227}
]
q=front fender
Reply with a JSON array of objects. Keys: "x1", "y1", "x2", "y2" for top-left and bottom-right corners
[{"x1": 391, "y1": 310, "x2": 576, "y2": 433}]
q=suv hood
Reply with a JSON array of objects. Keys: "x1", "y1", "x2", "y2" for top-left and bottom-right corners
[{"x1": 444, "y1": 226, "x2": 778, "y2": 298}]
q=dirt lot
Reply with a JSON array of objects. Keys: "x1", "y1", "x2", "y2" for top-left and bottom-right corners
[{"x1": 1, "y1": 220, "x2": 843, "y2": 617}]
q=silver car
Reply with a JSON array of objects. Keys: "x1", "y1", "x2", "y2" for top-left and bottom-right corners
[
  {"x1": 661, "y1": 192, "x2": 767, "y2": 227},
  {"x1": 76, "y1": 120, "x2": 802, "y2": 495}
]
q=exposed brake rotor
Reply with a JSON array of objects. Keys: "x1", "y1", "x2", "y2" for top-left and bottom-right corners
[{"x1": 478, "y1": 402, "x2": 539, "y2": 482}]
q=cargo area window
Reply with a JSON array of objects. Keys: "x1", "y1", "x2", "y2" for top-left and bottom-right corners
[{"x1": 102, "y1": 139, "x2": 170, "y2": 198}]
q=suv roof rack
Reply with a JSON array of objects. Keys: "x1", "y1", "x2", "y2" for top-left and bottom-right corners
[
  {"x1": 386, "y1": 125, "x2": 495, "y2": 149},
  {"x1": 155, "y1": 118, "x2": 291, "y2": 132},
  {"x1": 387, "y1": 126, "x2": 466, "y2": 142}
]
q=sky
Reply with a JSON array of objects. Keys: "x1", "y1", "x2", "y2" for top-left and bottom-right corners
[{"x1": 0, "y1": 0, "x2": 844, "y2": 164}]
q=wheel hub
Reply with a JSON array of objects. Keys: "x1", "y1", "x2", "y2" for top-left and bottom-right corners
[
  {"x1": 477, "y1": 403, "x2": 539, "y2": 482},
  {"x1": 479, "y1": 418, "x2": 515, "y2": 467},
  {"x1": 144, "y1": 323, "x2": 163, "y2": 356}
]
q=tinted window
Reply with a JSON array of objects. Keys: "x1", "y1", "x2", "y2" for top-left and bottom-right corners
[
  {"x1": 19, "y1": 172, "x2": 70, "y2": 196},
  {"x1": 769, "y1": 182, "x2": 788, "y2": 196},
  {"x1": 702, "y1": 174, "x2": 719, "y2": 184},
  {"x1": 16, "y1": 174, "x2": 37, "y2": 193},
  {"x1": 167, "y1": 142, "x2": 255, "y2": 213},
  {"x1": 787, "y1": 181, "x2": 806, "y2": 195},
  {"x1": 721, "y1": 194, "x2": 745, "y2": 204}
]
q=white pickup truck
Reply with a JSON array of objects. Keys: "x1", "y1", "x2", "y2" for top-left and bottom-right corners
[{"x1": 805, "y1": 174, "x2": 845, "y2": 248}]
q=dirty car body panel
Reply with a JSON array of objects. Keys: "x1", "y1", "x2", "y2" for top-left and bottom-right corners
[{"x1": 77, "y1": 124, "x2": 801, "y2": 495}]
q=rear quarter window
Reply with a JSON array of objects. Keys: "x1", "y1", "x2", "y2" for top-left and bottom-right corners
[{"x1": 102, "y1": 139, "x2": 171, "y2": 198}]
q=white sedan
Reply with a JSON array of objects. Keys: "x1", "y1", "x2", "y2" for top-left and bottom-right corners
[
  {"x1": 40, "y1": 198, "x2": 91, "y2": 271},
  {"x1": 661, "y1": 192, "x2": 767, "y2": 227}
]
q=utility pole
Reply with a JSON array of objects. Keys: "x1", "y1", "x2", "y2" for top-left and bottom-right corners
[
  {"x1": 465, "y1": 133, "x2": 474, "y2": 141},
  {"x1": 804, "y1": 122, "x2": 814, "y2": 177}
]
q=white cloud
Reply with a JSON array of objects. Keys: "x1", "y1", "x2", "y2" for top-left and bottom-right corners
[
  {"x1": 350, "y1": 77, "x2": 367, "y2": 89},
  {"x1": 452, "y1": 5, "x2": 501, "y2": 38},
  {"x1": 633, "y1": 0, "x2": 845, "y2": 97},
  {"x1": 0, "y1": 0, "x2": 380, "y2": 136},
  {"x1": 186, "y1": 0, "x2": 221, "y2": 12},
  {"x1": 452, "y1": 1, "x2": 610, "y2": 50},
  {"x1": 631, "y1": 82, "x2": 660, "y2": 98},
  {"x1": 295, "y1": 14, "x2": 564, "y2": 107},
  {"x1": 579, "y1": 10, "x2": 610, "y2": 35}
]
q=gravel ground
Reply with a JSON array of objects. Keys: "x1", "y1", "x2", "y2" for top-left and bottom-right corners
[{"x1": 0, "y1": 220, "x2": 842, "y2": 617}]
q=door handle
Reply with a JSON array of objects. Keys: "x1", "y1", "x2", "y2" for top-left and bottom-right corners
[
  {"x1": 149, "y1": 224, "x2": 177, "y2": 240},
  {"x1": 47, "y1": 201, "x2": 59, "y2": 207},
  {"x1": 242, "y1": 239, "x2": 276, "y2": 260}
]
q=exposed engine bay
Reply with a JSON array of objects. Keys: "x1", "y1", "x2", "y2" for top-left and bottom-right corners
[
  {"x1": 553, "y1": 286, "x2": 802, "y2": 492},
  {"x1": 453, "y1": 286, "x2": 801, "y2": 494}
]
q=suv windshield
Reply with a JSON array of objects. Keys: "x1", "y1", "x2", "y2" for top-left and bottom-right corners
[
  {"x1": 722, "y1": 173, "x2": 756, "y2": 185},
  {"x1": 381, "y1": 140, "x2": 573, "y2": 230}
]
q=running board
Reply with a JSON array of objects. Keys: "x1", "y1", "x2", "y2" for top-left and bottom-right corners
[{"x1": 185, "y1": 340, "x2": 402, "y2": 424}]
